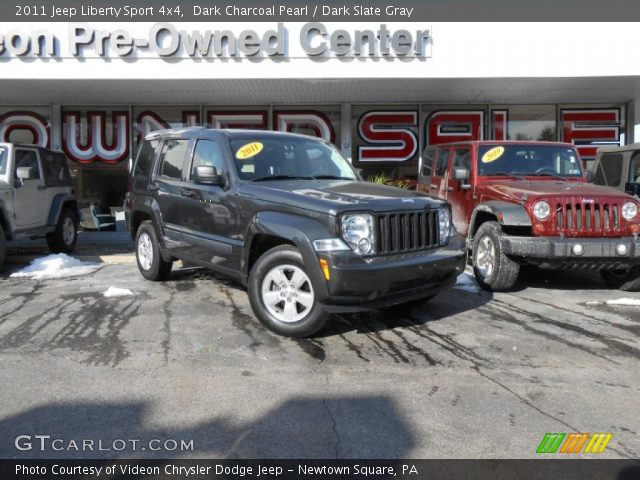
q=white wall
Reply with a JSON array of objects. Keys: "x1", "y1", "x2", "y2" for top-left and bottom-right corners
[{"x1": 1, "y1": 22, "x2": 640, "y2": 80}]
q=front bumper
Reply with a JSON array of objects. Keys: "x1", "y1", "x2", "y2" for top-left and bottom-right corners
[
  {"x1": 501, "y1": 235, "x2": 640, "y2": 269},
  {"x1": 318, "y1": 235, "x2": 466, "y2": 312}
]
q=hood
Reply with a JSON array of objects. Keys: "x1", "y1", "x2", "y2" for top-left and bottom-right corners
[
  {"x1": 478, "y1": 179, "x2": 634, "y2": 204},
  {"x1": 238, "y1": 179, "x2": 444, "y2": 215}
]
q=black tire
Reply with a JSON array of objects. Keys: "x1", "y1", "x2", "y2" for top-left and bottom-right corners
[
  {"x1": 0, "y1": 223, "x2": 6, "y2": 267},
  {"x1": 46, "y1": 207, "x2": 78, "y2": 254},
  {"x1": 135, "y1": 220, "x2": 172, "y2": 281},
  {"x1": 248, "y1": 245, "x2": 328, "y2": 337},
  {"x1": 472, "y1": 221, "x2": 520, "y2": 291},
  {"x1": 600, "y1": 266, "x2": 640, "y2": 291}
]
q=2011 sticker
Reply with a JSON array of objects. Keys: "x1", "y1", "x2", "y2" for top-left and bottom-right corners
[
  {"x1": 236, "y1": 142, "x2": 264, "y2": 160},
  {"x1": 481, "y1": 146, "x2": 505, "y2": 163}
]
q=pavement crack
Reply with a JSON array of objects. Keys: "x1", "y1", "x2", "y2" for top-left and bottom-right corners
[
  {"x1": 472, "y1": 365, "x2": 633, "y2": 459},
  {"x1": 161, "y1": 291, "x2": 175, "y2": 366},
  {"x1": 321, "y1": 372, "x2": 341, "y2": 460}
]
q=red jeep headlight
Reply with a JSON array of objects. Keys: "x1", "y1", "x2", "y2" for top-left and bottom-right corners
[{"x1": 533, "y1": 201, "x2": 551, "y2": 220}]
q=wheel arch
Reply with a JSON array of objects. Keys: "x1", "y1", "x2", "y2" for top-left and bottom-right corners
[
  {"x1": 243, "y1": 211, "x2": 333, "y2": 298},
  {"x1": 47, "y1": 194, "x2": 79, "y2": 226},
  {"x1": 469, "y1": 201, "x2": 531, "y2": 241}
]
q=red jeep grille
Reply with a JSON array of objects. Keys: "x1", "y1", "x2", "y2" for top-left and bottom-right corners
[
  {"x1": 555, "y1": 200, "x2": 621, "y2": 236},
  {"x1": 376, "y1": 210, "x2": 440, "y2": 254}
]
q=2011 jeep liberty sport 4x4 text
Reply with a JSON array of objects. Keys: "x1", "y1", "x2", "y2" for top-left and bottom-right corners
[
  {"x1": 0, "y1": 143, "x2": 80, "y2": 266},
  {"x1": 418, "y1": 141, "x2": 640, "y2": 292},
  {"x1": 127, "y1": 128, "x2": 466, "y2": 337}
]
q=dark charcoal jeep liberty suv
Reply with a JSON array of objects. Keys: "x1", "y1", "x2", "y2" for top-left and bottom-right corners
[{"x1": 128, "y1": 128, "x2": 465, "y2": 337}]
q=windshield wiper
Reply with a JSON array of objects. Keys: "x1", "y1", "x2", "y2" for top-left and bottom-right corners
[
  {"x1": 310, "y1": 175, "x2": 355, "y2": 180},
  {"x1": 488, "y1": 172, "x2": 527, "y2": 181},
  {"x1": 251, "y1": 175, "x2": 314, "y2": 182},
  {"x1": 531, "y1": 172, "x2": 567, "y2": 181}
]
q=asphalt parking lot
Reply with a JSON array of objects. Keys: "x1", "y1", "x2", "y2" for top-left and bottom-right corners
[{"x1": 0, "y1": 243, "x2": 639, "y2": 459}]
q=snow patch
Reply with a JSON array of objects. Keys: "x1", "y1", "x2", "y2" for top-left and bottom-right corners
[
  {"x1": 605, "y1": 298, "x2": 640, "y2": 306},
  {"x1": 586, "y1": 298, "x2": 640, "y2": 306},
  {"x1": 10, "y1": 254, "x2": 102, "y2": 280},
  {"x1": 103, "y1": 286, "x2": 134, "y2": 298},
  {"x1": 454, "y1": 271, "x2": 481, "y2": 293}
]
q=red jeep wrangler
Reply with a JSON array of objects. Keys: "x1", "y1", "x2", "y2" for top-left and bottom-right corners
[{"x1": 418, "y1": 141, "x2": 640, "y2": 291}]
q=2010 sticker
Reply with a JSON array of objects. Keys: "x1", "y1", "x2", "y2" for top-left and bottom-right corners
[
  {"x1": 236, "y1": 142, "x2": 263, "y2": 160},
  {"x1": 481, "y1": 146, "x2": 505, "y2": 163}
]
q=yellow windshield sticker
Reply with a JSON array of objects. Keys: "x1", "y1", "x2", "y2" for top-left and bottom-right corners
[
  {"x1": 481, "y1": 146, "x2": 505, "y2": 163},
  {"x1": 236, "y1": 142, "x2": 263, "y2": 160}
]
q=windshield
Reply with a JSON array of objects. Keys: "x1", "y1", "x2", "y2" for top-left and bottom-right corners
[
  {"x1": 0, "y1": 147, "x2": 7, "y2": 175},
  {"x1": 478, "y1": 145, "x2": 583, "y2": 178},
  {"x1": 229, "y1": 135, "x2": 357, "y2": 182}
]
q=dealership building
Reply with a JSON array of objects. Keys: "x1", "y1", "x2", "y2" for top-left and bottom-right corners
[{"x1": 1, "y1": 21, "x2": 639, "y2": 210}]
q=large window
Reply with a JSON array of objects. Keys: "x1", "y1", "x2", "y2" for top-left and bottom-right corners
[
  {"x1": 491, "y1": 105, "x2": 555, "y2": 141},
  {"x1": 478, "y1": 144, "x2": 582, "y2": 177},
  {"x1": 228, "y1": 134, "x2": 356, "y2": 182}
]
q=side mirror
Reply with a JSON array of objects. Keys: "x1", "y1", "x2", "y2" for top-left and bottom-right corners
[
  {"x1": 452, "y1": 167, "x2": 469, "y2": 181},
  {"x1": 625, "y1": 182, "x2": 640, "y2": 197},
  {"x1": 586, "y1": 170, "x2": 595, "y2": 183},
  {"x1": 193, "y1": 165, "x2": 224, "y2": 186},
  {"x1": 16, "y1": 167, "x2": 33, "y2": 180}
]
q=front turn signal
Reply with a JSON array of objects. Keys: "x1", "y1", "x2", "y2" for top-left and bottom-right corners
[{"x1": 319, "y1": 258, "x2": 330, "y2": 281}]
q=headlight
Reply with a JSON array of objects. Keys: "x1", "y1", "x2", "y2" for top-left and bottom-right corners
[
  {"x1": 438, "y1": 208, "x2": 451, "y2": 244},
  {"x1": 533, "y1": 201, "x2": 551, "y2": 220},
  {"x1": 622, "y1": 201, "x2": 638, "y2": 220},
  {"x1": 341, "y1": 214, "x2": 376, "y2": 255}
]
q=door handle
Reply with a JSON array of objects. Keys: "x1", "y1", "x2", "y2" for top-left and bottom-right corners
[
  {"x1": 445, "y1": 186, "x2": 453, "y2": 192},
  {"x1": 37, "y1": 185, "x2": 46, "y2": 190},
  {"x1": 429, "y1": 184, "x2": 437, "y2": 190},
  {"x1": 180, "y1": 189, "x2": 194, "y2": 197},
  {"x1": 148, "y1": 184, "x2": 159, "y2": 191}
]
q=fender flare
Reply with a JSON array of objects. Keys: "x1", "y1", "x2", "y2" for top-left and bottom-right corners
[
  {"x1": 131, "y1": 199, "x2": 165, "y2": 246},
  {"x1": 47, "y1": 193, "x2": 79, "y2": 226},
  {"x1": 243, "y1": 211, "x2": 334, "y2": 300},
  {"x1": 469, "y1": 201, "x2": 531, "y2": 239}
]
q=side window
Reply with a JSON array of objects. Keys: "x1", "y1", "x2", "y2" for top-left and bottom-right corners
[
  {"x1": 435, "y1": 148, "x2": 450, "y2": 177},
  {"x1": 453, "y1": 148, "x2": 471, "y2": 170},
  {"x1": 629, "y1": 152, "x2": 640, "y2": 183},
  {"x1": 599, "y1": 153, "x2": 623, "y2": 187},
  {"x1": 421, "y1": 147, "x2": 436, "y2": 178},
  {"x1": 14, "y1": 149, "x2": 41, "y2": 180},
  {"x1": 158, "y1": 139, "x2": 189, "y2": 180},
  {"x1": 191, "y1": 140, "x2": 226, "y2": 178},
  {"x1": 135, "y1": 139, "x2": 159, "y2": 176}
]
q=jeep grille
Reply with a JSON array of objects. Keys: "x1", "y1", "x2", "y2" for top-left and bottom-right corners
[
  {"x1": 555, "y1": 200, "x2": 622, "y2": 236},
  {"x1": 376, "y1": 210, "x2": 440, "y2": 254}
]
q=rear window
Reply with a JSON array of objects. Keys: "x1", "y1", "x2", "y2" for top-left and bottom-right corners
[{"x1": 134, "y1": 140, "x2": 159, "y2": 176}]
